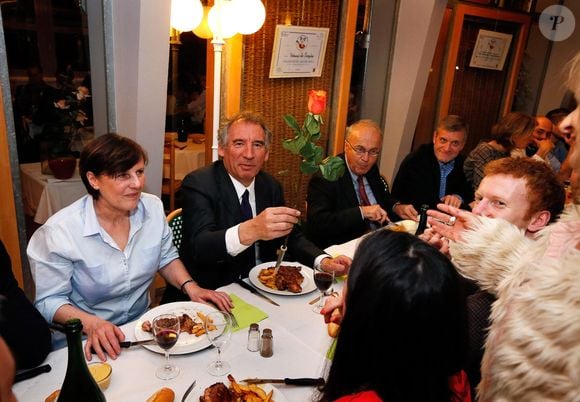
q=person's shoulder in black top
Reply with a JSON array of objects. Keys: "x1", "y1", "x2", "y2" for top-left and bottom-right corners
[{"x1": 0, "y1": 240, "x2": 52, "y2": 369}]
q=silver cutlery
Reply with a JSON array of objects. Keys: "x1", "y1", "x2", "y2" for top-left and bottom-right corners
[{"x1": 181, "y1": 379, "x2": 196, "y2": 402}]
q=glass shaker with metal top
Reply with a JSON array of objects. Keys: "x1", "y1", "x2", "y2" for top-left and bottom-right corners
[{"x1": 247, "y1": 323, "x2": 260, "y2": 352}]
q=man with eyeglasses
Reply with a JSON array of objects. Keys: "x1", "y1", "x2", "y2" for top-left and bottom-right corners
[
  {"x1": 392, "y1": 115, "x2": 473, "y2": 215},
  {"x1": 306, "y1": 120, "x2": 415, "y2": 248}
]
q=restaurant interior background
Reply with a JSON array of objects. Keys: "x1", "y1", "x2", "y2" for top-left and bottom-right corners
[{"x1": 0, "y1": 0, "x2": 578, "y2": 296}]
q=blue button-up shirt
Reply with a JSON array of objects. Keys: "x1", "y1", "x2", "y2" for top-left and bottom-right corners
[{"x1": 29, "y1": 193, "x2": 178, "y2": 326}]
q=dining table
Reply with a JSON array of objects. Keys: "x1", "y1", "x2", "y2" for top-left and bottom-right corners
[
  {"x1": 164, "y1": 133, "x2": 206, "y2": 180},
  {"x1": 19, "y1": 162, "x2": 87, "y2": 225},
  {"x1": 12, "y1": 275, "x2": 351, "y2": 402}
]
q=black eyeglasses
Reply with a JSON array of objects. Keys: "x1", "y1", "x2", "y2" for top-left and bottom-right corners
[{"x1": 345, "y1": 139, "x2": 380, "y2": 157}]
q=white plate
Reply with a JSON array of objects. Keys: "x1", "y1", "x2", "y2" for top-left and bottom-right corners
[
  {"x1": 387, "y1": 219, "x2": 418, "y2": 234},
  {"x1": 248, "y1": 261, "x2": 316, "y2": 296},
  {"x1": 194, "y1": 382, "x2": 288, "y2": 402},
  {"x1": 134, "y1": 301, "x2": 218, "y2": 355}
]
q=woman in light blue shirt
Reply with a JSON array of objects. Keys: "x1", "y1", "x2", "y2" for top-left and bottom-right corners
[{"x1": 28, "y1": 134, "x2": 232, "y2": 362}]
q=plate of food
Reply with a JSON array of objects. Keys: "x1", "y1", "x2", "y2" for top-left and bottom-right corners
[
  {"x1": 386, "y1": 219, "x2": 418, "y2": 234},
  {"x1": 248, "y1": 261, "x2": 316, "y2": 296},
  {"x1": 134, "y1": 301, "x2": 218, "y2": 355},
  {"x1": 198, "y1": 375, "x2": 288, "y2": 402}
]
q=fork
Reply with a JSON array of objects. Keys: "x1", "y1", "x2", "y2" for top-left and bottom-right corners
[{"x1": 230, "y1": 312, "x2": 239, "y2": 328}]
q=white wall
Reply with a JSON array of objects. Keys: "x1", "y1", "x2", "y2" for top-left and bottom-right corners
[
  {"x1": 111, "y1": 0, "x2": 170, "y2": 196},
  {"x1": 536, "y1": 0, "x2": 580, "y2": 113},
  {"x1": 379, "y1": 0, "x2": 447, "y2": 183}
]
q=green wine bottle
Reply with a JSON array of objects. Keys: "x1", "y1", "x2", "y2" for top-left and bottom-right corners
[
  {"x1": 414, "y1": 204, "x2": 429, "y2": 236},
  {"x1": 57, "y1": 319, "x2": 106, "y2": 402}
]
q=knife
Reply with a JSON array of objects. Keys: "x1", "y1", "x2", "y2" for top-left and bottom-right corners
[
  {"x1": 242, "y1": 377, "x2": 325, "y2": 386},
  {"x1": 14, "y1": 364, "x2": 52, "y2": 383},
  {"x1": 236, "y1": 279, "x2": 280, "y2": 306},
  {"x1": 90, "y1": 339, "x2": 155, "y2": 354}
]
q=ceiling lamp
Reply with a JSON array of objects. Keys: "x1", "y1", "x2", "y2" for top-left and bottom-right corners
[
  {"x1": 170, "y1": 0, "x2": 203, "y2": 32},
  {"x1": 208, "y1": 0, "x2": 239, "y2": 39},
  {"x1": 193, "y1": 6, "x2": 213, "y2": 39},
  {"x1": 233, "y1": 0, "x2": 265, "y2": 35}
]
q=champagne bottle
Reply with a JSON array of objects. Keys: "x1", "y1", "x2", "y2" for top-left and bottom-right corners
[
  {"x1": 414, "y1": 204, "x2": 429, "y2": 236},
  {"x1": 57, "y1": 319, "x2": 106, "y2": 402}
]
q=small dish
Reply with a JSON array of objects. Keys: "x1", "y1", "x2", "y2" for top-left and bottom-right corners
[{"x1": 88, "y1": 362, "x2": 112, "y2": 390}]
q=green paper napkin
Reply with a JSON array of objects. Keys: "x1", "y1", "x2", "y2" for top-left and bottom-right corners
[
  {"x1": 229, "y1": 293, "x2": 268, "y2": 332},
  {"x1": 326, "y1": 337, "x2": 337, "y2": 360}
]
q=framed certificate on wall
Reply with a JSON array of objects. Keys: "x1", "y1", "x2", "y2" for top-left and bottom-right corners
[
  {"x1": 269, "y1": 25, "x2": 329, "y2": 78},
  {"x1": 469, "y1": 29, "x2": 513, "y2": 70}
]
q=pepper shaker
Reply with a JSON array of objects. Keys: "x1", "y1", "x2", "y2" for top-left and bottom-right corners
[
  {"x1": 260, "y1": 328, "x2": 273, "y2": 357},
  {"x1": 247, "y1": 323, "x2": 260, "y2": 352}
]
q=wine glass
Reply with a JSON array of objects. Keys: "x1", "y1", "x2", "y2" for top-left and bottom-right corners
[
  {"x1": 204, "y1": 311, "x2": 233, "y2": 376},
  {"x1": 312, "y1": 266, "x2": 335, "y2": 313},
  {"x1": 152, "y1": 313, "x2": 180, "y2": 380}
]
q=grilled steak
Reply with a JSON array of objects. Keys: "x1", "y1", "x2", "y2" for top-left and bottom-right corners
[
  {"x1": 274, "y1": 265, "x2": 304, "y2": 293},
  {"x1": 199, "y1": 382, "x2": 233, "y2": 402}
]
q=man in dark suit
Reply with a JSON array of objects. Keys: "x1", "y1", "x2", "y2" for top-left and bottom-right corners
[
  {"x1": 306, "y1": 120, "x2": 416, "y2": 249},
  {"x1": 163, "y1": 112, "x2": 351, "y2": 298},
  {"x1": 392, "y1": 115, "x2": 473, "y2": 214}
]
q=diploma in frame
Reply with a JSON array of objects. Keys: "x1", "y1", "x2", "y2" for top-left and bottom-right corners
[
  {"x1": 469, "y1": 29, "x2": 513, "y2": 71},
  {"x1": 269, "y1": 25, "x2": 329, "y2": 78}
]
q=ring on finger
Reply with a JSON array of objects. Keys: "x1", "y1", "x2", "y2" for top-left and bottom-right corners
[{"x1": 446, "y1": 216, "x2": 456, "y2": 226}]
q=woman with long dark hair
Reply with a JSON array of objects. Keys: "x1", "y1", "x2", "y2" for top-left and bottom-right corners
[{"x1": 318, "y1": 230, "x2": 468, "y2": 402}]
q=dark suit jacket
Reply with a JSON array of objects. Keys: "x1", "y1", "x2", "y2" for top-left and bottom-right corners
[
  {"x1": 305, "y1": 154, "x2": 397, "y2": 249},
  {"x1": 391, "y1": 143, "x2": 473, "y2": 211},
  {"x1": 165, "y1": 161, "x2": 324, "y2": 295}
]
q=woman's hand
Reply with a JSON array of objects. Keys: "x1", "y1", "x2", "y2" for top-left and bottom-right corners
[
  {"x1": 185, "y1": 284, "x2": 233, "y2": 312},
  {"x1": 427, "y1": 203, "x2": 477, "y2": 243},
  {"x1": 82, "y1": 314, "x2": 125, "y2": 362},
  {"x1": 419, "y1": 228, "x2": 450, "y2": 256},
  {"x1": 320, "y1": 291, "x2": 343, "y2": 324}
]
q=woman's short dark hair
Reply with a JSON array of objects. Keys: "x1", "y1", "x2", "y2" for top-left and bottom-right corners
[
  {"x1": 490, "y1": 112, "x2": 536, "y2": 151},
  {"x1": 79, "y1": 133, "x2": 148, "y2": 199},
  {"x1": 318, "y1": 230, "x2": 467, "y2": 402}
]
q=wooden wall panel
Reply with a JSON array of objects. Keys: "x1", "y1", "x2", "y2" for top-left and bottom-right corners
[{"x1": 240, "y1": 0, "x2": 341, "y2": 212}]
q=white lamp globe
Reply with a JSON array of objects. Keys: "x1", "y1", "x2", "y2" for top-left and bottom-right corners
[
  {"x1": 233, "y1": 0, "x2": 266, "y2": 35},
  {"x1": 208, "y1": 0, "x2": 239, "y2": 39},
  {"x1": 171, "y1": 0, "x2": 204, "y2": 32}
]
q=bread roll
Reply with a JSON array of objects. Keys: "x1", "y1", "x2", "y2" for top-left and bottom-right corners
[
  {"x1": 327, "y1": 308, "x2": 341, "y2": 338},
  {"x1": 146, "y1": 387, "x2": 175, "y2": 402}
]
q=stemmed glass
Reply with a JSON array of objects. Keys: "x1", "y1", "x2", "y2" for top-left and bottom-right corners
[
  {"x1": 152, "y1": 313, "x2": 180, "y2": 380},
  {"x1": 204, "y1": 311, "x2": 233, "y2": 376},
  {"x1": 312, "y1": 266, "x2": 335, "y2": 313}
]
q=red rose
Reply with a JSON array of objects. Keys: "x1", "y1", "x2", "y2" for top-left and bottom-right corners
[{"x1": 307, "y1": 90, "x2": 327, "y2": 115}]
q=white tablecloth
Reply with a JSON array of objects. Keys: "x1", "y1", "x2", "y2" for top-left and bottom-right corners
[
  {"x1": 164, "y1": 135, "x2": 206, "y2": 181},
  {"x1": 20, "y1": 162, "x2": 87, "y2": 224},
  {"x1": 13, "y1": 282, "x2": 336, "y2": 402}
]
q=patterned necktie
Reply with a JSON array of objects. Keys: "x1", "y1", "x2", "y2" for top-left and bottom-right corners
[
  {"x1": 357, "y1": 176, "x2": 371, "y2": 206},
  {"x1": 240, "y1": 189, "x2": 252, "y2": 221}
]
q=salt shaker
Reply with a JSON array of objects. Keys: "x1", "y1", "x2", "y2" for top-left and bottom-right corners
[
  {"x1": 247, "y1": 323, "x2": 260, "y2": 352},
  {"x1": 260, "y1": 328, "x2": 273, "y2": 357}
]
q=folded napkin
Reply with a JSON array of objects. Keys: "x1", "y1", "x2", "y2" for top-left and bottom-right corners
[{"x1": 229, "y1": 293, "x2": 268, "y2": 332}]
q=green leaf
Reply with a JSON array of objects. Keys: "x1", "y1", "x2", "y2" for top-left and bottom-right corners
[
  {"x1": 283, "y1": 114, "x2": 302, "y2": 134},
  {"x1": 300, "y1": 159, "x2": 319, "y2": 175},
  {"x1": 305, "y1": 114, "x2": 320, "y2": 136},
  {"x1": 299, "y1": 142, "x2": 316, "y2": 159},
  {"x1": 319, "y1": 156, "x2": 346, "y2": 181},
  {"x1": 282, "y1": 134, "x2": 308, "y2": 155}
]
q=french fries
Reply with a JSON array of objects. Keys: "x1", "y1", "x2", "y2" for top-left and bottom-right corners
[
  {"x1": 258, "y1": 267, "x2": 277, "y2": 290},
  {"x1": 227, "y1": 375, "x2": 274, "y2": 402}
]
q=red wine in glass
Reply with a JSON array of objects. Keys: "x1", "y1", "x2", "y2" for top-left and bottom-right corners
[
  {"x1": 314, "y1": 271, "x2": 333, "y2": 292},
  {"x1": 155, "y1": 329, "x2": 179, "y2": 350}
]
